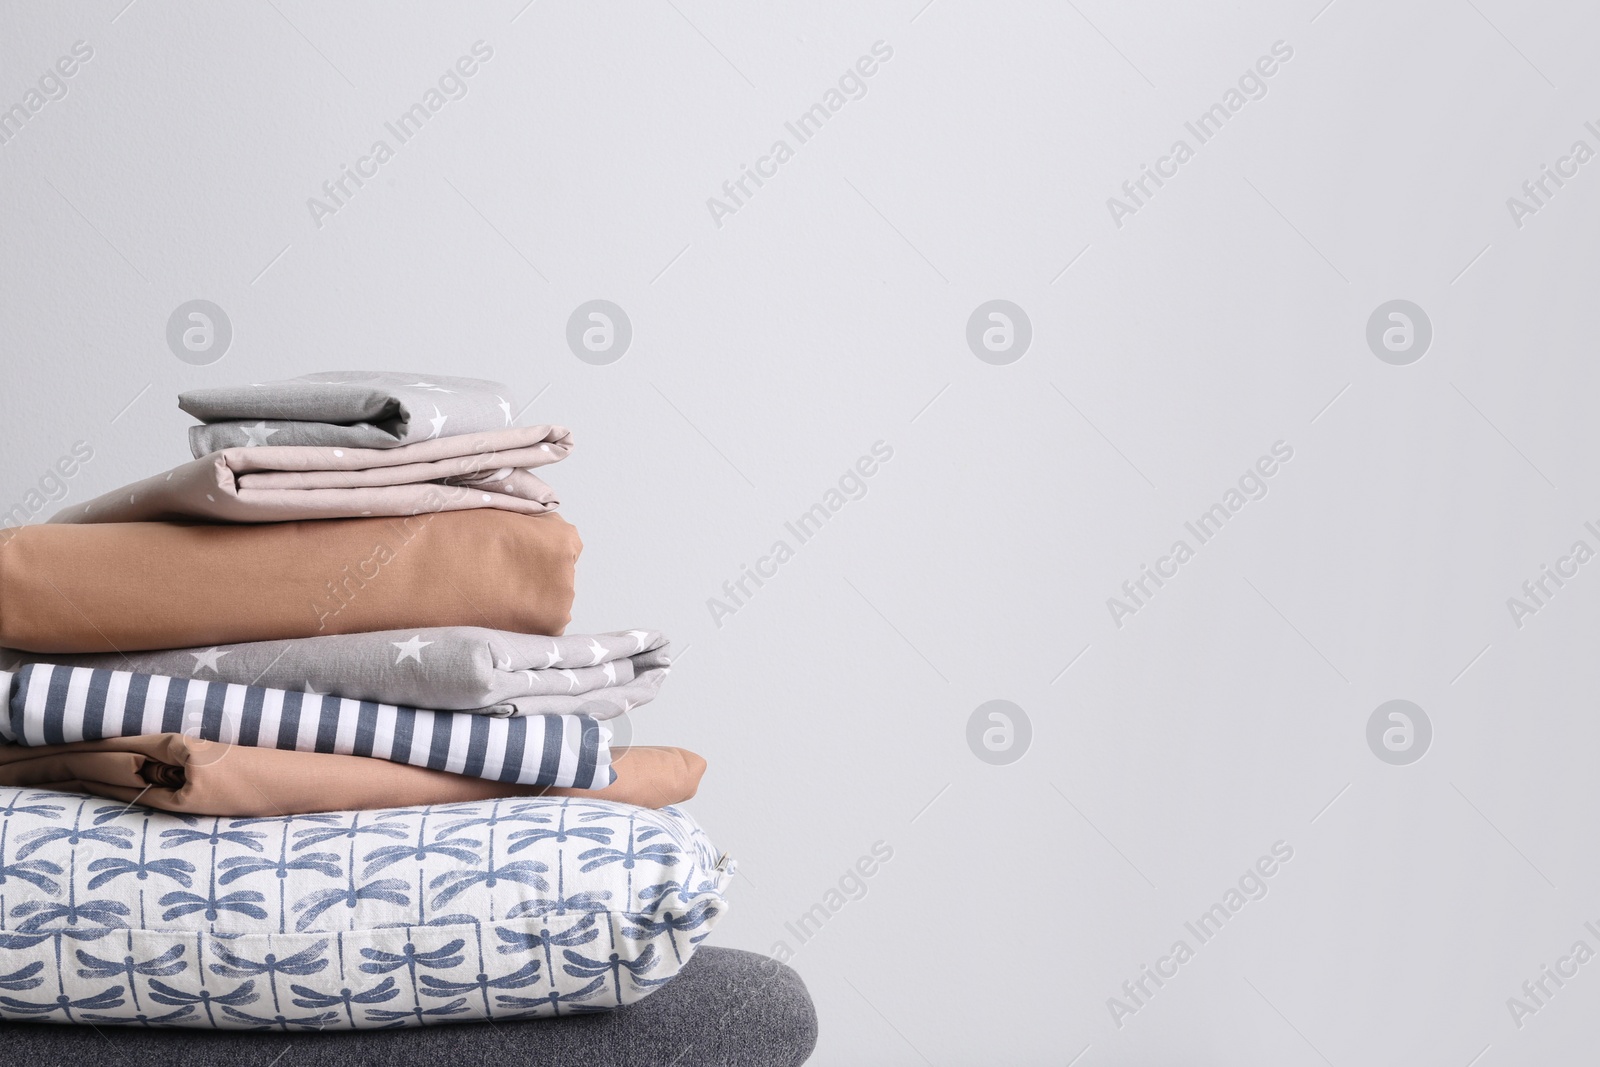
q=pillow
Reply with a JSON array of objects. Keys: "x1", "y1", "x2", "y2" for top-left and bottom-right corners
[{"x1": 0, "y1": 788, "x2": 732, "y2": 1029}]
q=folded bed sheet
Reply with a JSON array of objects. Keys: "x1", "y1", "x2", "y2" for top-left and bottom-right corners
[
  {"x1": 50, "y1": 426, "x2": 573, "y2": 525},
  {"x1": 0, "y1": 738, "x2": 705, "y2": 815},
  {"x1": 0, "y1": 509, "x2": 580, "y2": 653},
  {"x1": 4, "y1": 628, "x2": 668, "y2": 716},
  {"x1": 0, "y1": 664, "x2": 614, "y2": 788},
  {"x1": 180, "y1": 371, "x2": 515, "y2": 454}
]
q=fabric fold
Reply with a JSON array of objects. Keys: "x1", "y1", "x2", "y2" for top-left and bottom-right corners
[
  {"x1": 0, "y1": 664, "x2": 615, "y2": 788},
  {"x1": 181, "y1": 371, "x2": 515, "y2": 455},
  {"x1": 3, "y1": 627, "x2": 669, "y2": 716},
  {"x1": 50, "y1": 426, "x2": 573, "y2": 525},
  {"x1": 0, "y1": 509, "x2": 581, "y2": 653},
  {"x1": 0, "y1": 736, "x2": 704, "y2": 815}
]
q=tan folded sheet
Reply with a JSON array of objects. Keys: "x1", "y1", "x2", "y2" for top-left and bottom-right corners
[
  {"x1": 0, "y1": 737, "x2": 704, "y2": 815},
  {"x1": 0, "y1": 510, "x2": 581, "y2": 653}
]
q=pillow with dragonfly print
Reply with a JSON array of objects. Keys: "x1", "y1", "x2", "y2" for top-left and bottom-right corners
[{"x1": 0, "y1": 788, "x2": 733, "y2": 1029}]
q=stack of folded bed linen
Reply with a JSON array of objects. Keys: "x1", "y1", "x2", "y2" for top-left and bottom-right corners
[{"x1": 0, "y1": 373, "x2": 800, "y2": 1054}]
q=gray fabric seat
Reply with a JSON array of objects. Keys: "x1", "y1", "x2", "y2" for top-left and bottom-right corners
[{"x1": 0, "y1": 948, "x2": 816, "y2": 1067}]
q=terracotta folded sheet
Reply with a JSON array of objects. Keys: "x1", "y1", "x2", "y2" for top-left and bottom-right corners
[
  {"x1": 49, "y1": 425, "x2": 573, "y2": 525},
  {"x1": 0, "y1": 509, "x2": 581, "y2": 653},
  {"x1": 0, "y1": 736, "x2": 706, "y2": 815}
]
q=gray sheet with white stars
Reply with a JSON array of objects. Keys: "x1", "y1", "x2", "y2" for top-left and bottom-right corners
[
  {"x1": 180, "y1": 370, "x2": 516, "y2": 455},
  {"x1": 0, "y1": 628, "x2": 670, "y2": 718}
]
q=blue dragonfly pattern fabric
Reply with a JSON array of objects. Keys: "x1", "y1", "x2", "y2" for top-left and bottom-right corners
[{"x1": 0, "y1": 788, "x2": 732, "y2": 1029}]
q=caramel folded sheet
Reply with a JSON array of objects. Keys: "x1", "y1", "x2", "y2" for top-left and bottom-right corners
[
  {"x1": 0, "y1": 509, "x2": 580, "y2": 653},
  {"x1": 49, "y1": 426, "x2": 573, "y2": 525},
  {"x1": 0, "y1": 736, "x2": 705, "y2": 815}
]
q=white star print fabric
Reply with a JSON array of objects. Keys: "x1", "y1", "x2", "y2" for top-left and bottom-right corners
[
  {"x1": 47, "y1": 426, "x2": 572, "y2": 525},
  {"x1": 3, "y1": 629, "x2": 672, "y2": 718},
  {"x1": 180, "y1": 371, "x2": 517, "y2": 455}
]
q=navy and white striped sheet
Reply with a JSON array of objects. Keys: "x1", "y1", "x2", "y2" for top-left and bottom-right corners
[{"x1": 0, "y1": 664, "x2": 612, "y2": 789}]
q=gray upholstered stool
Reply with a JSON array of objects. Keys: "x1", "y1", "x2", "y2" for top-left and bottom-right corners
[{"x1": 0, "y1": 948, "x2": 816, "y2": 1067}]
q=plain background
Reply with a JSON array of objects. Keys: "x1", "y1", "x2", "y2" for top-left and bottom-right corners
[{"x1": 2, "y1": 1, "x2": 1597, "y2": 1063}]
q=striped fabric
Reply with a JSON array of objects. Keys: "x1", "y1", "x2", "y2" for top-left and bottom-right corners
[{"x1": 0, "y1": 664, "x2": 612, "y2": 789}]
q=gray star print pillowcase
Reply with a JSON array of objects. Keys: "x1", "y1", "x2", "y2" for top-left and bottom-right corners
[
  {"x1": 0, "y1": 628, "x2": 671, "y2": 718},
  {"x1": 180, "y1": 370, "x2": 517, "y2": 456}
]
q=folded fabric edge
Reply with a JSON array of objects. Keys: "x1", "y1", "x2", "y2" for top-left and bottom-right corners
[
  {"x1": 0, "y1": 738, "x2": 712, "y2": 816},
  {"x1": 0, "y1": 663, "x2": 612, "y2": 788}
]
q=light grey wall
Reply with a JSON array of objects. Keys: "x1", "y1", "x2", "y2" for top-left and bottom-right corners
[{"x1": 1, "y1": 1, "x2": 1594, "y2": 1063}]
